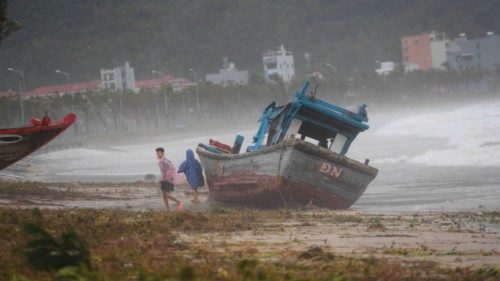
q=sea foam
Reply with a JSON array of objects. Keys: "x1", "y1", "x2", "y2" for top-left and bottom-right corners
[{"x1": 375, "y1": 102, "x2": 500, "y2": 166}]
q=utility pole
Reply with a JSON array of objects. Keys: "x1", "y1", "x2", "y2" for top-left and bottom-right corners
[
  {"x1": 7, "y1": 67, "x2": 26, "y2": 125},
  {"x1": 152, "y1": 70, "x2": 168, "y2": 121},
  {"x1": 190, "y1": 68, "x2": 200, "y2": 115},
  {"x1": 236, "y1": 85, "x2": 243, "y2": 121},
  {"x1": 119, "y1": 89, "x2": 125, "y2": 130},
  {"x1": 236, "y1": 85, "x2": 241, "y2": 104},
  {"x1": 55, "y1": 69, "x2": 71, "y2": 83}
]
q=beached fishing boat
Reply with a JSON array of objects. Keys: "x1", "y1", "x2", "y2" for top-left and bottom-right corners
[
  {"x1": 196, "y1": 82, "x2": 378, "y2": 209},
  {"x1": 0, "y1": 113, "x2": 76, "y2": 170}
]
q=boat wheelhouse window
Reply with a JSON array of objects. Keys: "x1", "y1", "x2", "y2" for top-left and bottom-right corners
[
  {"x1": 297, "y1": 121, "x2": 336, "y2": 149},
  {"x1": 284, "y1": 119, "x2": 302, "y2": 140},
  {"x1": 292, "y1": 117, "x2": 352, "y2": 153},
  {"x1": 329, "y1": 134, "x2": 347, "y2": 153}
]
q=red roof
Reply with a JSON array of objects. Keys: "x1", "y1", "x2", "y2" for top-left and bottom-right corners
[
  {"x1": 135, "y1": 75, "x2": 174, "y2": 89},
  {"x1": 2, "y1": 75, "x2": 194, "y2": 98},
  {"x1": 0, "y1": 90, "x2": 16, "y2": 98},
  {"x1": 24, "y1": 81, "x2": 101, "y2": 97}
]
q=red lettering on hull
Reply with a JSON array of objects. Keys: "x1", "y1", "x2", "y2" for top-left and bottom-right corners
[{"x1": 317, "y1": 162, "x2": 343, "y2": 180}]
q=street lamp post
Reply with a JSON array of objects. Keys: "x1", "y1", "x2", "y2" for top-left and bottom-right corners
[
  {"x1": 55, "y1": 69, "x2": 71, "y2": 83},
  {"x1": 152, "y1": 70, "x2": 169, "y2": 121},
  {"x1": 7, "y1": 67, "x2": 26, "y2": 125},
  {"x1": 189, "y1": 68, "x2": 200, "y2": 115}
]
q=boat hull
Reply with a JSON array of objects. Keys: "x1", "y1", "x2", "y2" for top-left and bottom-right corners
[
  {"x1": 196, "y1": 139, "x2": 378, "y2": 209},
  {"x1": 0, "y1": 113, "x2": 76, "y2": 170}
]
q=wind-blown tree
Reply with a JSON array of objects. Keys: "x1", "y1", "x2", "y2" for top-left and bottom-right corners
[
  {"x1": 0, "y1": 97, "x2": 17, "y2": 127},
  {"x1": 72, "y1": 92, "x2": 89, "y2": 135},
  {"x1": 86, "y1": 90, "x2": 110, "y2": 134},
  {"x1": 0, "y1": 0, "x2": 20, "y2": 46},
  {"x1": 0, "y1": 73, "x2": 496, "y2": 140}
]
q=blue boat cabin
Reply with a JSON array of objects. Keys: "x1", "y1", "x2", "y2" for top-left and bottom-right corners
[{"x1": 247, "y1": 81, "x2": 370, "y2": 155}]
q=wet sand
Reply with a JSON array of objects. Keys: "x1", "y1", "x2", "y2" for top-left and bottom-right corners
[
  {"x1": 179, "y1": 211, "x2": 500, "y2": 268},
  {"x1": 0, "y1": 180, "x2": 208, "y2": 210}
]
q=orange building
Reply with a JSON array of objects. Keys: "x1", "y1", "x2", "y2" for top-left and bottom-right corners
[{"x1": 401, "y1": 33, "x2": 432, "y2": 71}]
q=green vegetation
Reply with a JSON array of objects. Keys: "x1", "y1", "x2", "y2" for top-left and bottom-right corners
[
  {"x1": 1, "y1": 208, "x2": 499, "y2": 281},
  {"x1": 23, "y1": 222, "x2": 90, "y2": 270},
  {"x1": 0, "y1": 181, "x2": 83, "y2": 200},
  {"x1": 367, "y1": 217, "x2": 386, "y2": 231},
  {"x1": 2, "y1": 67, "x2": 497, "y2": 140},
  {"x1": 0, "y1": 82, "x2": 288, "y2": 135},
  {"x1": 0, "y1": 0, "x2": 20, "y2": 46}
]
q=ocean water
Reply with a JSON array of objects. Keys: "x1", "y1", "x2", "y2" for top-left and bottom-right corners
[
  {"x1": 8, "y1": 100, "x2": 500, "y2": 212},
  {"x1": 374, "y1": 102, "x2": 500, "y2": 167},
  {"x1": 29, "y1": 131, "x2": 253, "y2": 179},
  {"x1": 351, "y1": 101, "x2": 500, "y2": 211}
]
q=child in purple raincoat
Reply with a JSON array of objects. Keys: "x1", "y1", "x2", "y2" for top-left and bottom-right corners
[{"x1": 178, "y1": 149, "x2": 205, "y2": 203}]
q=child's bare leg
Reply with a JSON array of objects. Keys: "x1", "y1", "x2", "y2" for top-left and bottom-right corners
[
  {"x1": 162, "y1": 192, "x2": 170, "y2": 210},
  {"x1": 195, "y1": 190, "x2": 200, "y2": 203},
  {"x1": 166, "y1": 193, "x2": 180, "y2": 204}
]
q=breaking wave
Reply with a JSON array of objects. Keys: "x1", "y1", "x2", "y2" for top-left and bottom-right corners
[{"x1": 375, "y1": 102, "x2": 500, "y2": 166}]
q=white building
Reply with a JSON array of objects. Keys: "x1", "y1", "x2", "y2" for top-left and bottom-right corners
[
  {"x1": 429, "y1": 31, "x2": 450, "y2": 70},
  {"x1": 171, "y1": 79, "x2": 197, "y2": 92},
  {"x1": 375, "y1": 61, "x2": 396, "y2": 75},
  {"x1": 446, "y1": 32, "x2": 500, "y2": 72},
  {"x1": 263, "y1": 45, "x2": 295, "y2": 82},
  {"x1": 100, "y1": 61, "x2": 136, "y2": 91},
  {"x1": 206, "y1": 58, "x2": 249, "y2": 86}
]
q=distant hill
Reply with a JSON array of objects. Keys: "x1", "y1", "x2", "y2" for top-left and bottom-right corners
[{"x1": 1, "y1": 0, "x2": 499, "y2": 90}]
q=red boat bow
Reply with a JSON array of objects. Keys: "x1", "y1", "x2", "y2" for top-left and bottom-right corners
[{"x1": 0, "y1": 113, "x2": 76, "y2": 170}]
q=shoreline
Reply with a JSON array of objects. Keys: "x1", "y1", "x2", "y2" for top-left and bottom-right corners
[{"x1": 1, "y1": 180, "x2": 499, "y2": 213}]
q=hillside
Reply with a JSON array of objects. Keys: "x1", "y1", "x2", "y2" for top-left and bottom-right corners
[{"x1": 1, "y1": 0, "x2": 500, "y2": 90}]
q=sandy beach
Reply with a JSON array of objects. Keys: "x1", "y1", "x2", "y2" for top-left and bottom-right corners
[{"x1": 1, "y1": 180, "x2": 499, "y2": 280}]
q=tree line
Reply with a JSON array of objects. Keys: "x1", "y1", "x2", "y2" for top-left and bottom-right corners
[
  {"x1": 0, "y1": 82, "x2": 287, "y2": 136},
  {"x1": 1, "y1": 69, "x2": 497, "y2": 139}
]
